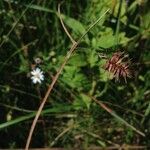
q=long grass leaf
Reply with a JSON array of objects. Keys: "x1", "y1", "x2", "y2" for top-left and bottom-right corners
[
  {"x1": 0, "y1": 105, "x2": 73, "y2": 130},
  {"x1": 88, "y1": 95, "x2": 145, "y2": 137}
]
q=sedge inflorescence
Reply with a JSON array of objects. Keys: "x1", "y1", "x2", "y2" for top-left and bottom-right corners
[{"x1": 104, "y1": 52, "x2": 132, "y2": 83}]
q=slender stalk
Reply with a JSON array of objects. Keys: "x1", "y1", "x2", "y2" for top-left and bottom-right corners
[
  {"x1": 58, "y1": 3, "x2": 76, "y2": 44},
  {"x1": 25, "y1": 7, "x2": 110, "y2": 150},
  {"x1": 115, "y1": 0, "x2": 123, "y2": 46}
]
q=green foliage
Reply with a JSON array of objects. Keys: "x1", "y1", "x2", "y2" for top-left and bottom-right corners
[
  {"x1": 62, "y1": 65, "x2": 88, "y2": 90},
  {"x1": 62, "y1": 14, "x2": 86, "y2": 35},
  {"x1": 73, "y1": 93, "x2": 91, "y2": 110},
  {"x1": 0, "y1": 0, "x2": 150, "y2": 148}
]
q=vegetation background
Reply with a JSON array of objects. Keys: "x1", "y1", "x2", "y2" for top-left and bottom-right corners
[{"x1": 0, "y1": 0, "x2": 150, "y2": 149}]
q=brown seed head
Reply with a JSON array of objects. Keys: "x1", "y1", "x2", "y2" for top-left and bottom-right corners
[{"x1": 104, "y1": 52, "x2": 131, "y2": 83}]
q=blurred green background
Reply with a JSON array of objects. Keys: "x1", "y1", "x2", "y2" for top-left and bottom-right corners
[{"x1": 0, "y1": 0, "x2": 150, "y2": 149}]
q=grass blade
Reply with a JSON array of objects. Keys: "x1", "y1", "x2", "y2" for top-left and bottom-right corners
[{"x1": 88, "y1": 95, "x2": 145, "y2": 137}]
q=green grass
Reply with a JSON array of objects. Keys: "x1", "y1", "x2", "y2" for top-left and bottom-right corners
[{"x1": 0, "y1": 0, "x2": 150, "y2": 148}]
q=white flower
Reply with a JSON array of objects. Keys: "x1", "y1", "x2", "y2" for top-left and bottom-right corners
[{"x1": 30, "y1": 68, "x2": 44, "y2": 84}]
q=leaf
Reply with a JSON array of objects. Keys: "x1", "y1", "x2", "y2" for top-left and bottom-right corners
[
  {"x1": 87, "y1": 49, "x2": 98, "y2": 67},
  {"x1": 62, "y1": 66, "x2": 88, "y2": 90},
  {"x1": 94, "y1": 28, "x2": 129, "y2": 48},
  {"x1": 99, "y1": 68, "x2": 113, "y2": 82},
  {"x1": 96, "y1": 28, "x2": 115, "y2": 48},
  {"x1": 80, "y1": 93, "x2": 91, "y2": 109},
  {"x1": 119, "y1": 32, "x2": 130, "y2": 46},
  {"x1": 27, "y1": 4, "x2": 55, "y2": 13},
  {"x1": 0, "y1": 105, "x2": 73, "y2": 129},
  {"x1": 112, "y1": 0, "x2": 127, "y2": 23},
  {"x1": 62, "y1": 14, "x2": 86, "y2": 35},
  {"x1": 73, "y1": 94, "x2": 91, "y2": 110},
  {"x1": 68, "y1": 53, "x2": 87, "y2": 67}
]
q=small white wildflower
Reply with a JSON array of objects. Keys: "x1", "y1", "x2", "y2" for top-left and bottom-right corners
[{"x1": 30, "y1": 68, "x2": 44, "y2": 84}]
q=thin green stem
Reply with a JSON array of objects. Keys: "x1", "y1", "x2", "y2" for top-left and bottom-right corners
[{"x1": 0, "y1": 0, "x2": 35, "y2": 49}]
